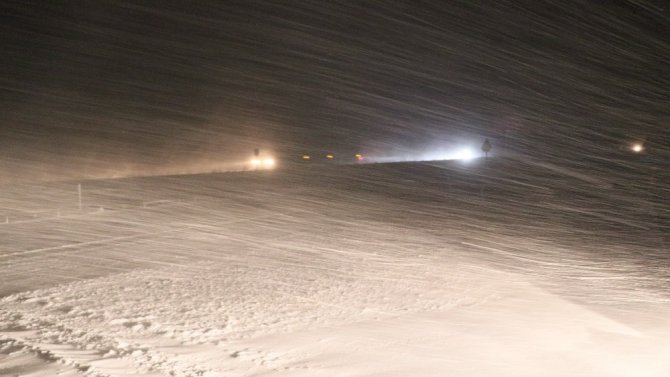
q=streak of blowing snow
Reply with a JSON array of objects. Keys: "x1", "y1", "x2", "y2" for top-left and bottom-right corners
[{"x1": 1, "y1": 158, "x2": 669, "y2": 376}]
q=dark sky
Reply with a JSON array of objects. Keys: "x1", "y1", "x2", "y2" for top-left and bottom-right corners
[{"x1": 1, "y1": 0, "x2": 668, "y2": 180}]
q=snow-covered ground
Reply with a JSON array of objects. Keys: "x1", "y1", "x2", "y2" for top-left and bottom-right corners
[{"x1": 1, "y1": 158, "x2": 669, "y2": 376}]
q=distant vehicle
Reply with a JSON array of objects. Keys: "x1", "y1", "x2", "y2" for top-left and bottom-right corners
[
  {"x1": 249, "y1": 157, "x2": 275, "y2": 169},
  {"x1": 248, "y1": 149, "x2": 275, "y2": 170}
]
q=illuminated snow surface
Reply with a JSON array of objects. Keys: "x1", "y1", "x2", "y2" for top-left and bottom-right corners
[{"x1": 1, "y1": 158, "x2": 669, "y2": 376}]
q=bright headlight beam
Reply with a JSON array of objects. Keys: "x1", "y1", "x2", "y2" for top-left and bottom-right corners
[
  {"x1": 250, "y1": 157, "x2": 274, "y2": 169},
  {"x1": 452, "y1": 148, "x2": 475, "y2": 161}
]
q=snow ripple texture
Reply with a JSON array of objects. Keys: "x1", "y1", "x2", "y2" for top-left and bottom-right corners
[{"x1": 1, "y1": 159, "x2": 669, "y2": 376}]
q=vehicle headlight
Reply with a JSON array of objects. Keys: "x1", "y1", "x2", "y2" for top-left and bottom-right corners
[{"x1": 453, "y1": 148, "x2": 475, "y2": 161}]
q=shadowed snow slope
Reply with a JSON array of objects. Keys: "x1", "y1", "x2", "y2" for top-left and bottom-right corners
[{"x1": 1, "y1": 158, "x2": 669, "y2": 376}]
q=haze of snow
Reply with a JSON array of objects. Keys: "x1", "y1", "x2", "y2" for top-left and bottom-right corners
[
  {"x1": 1, "y1": 158, "x2": 668, "y2": 376},
  {"x1": 3, "y1": 1, "x2": 668, "y2": 183}
]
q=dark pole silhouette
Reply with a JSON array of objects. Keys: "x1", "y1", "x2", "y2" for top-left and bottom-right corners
[{"x1": 481, "y1": 139, "x2": 492, "y2": 160}]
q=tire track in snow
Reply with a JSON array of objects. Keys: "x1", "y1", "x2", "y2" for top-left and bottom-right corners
[
  {"x1": 1, "y1": 211, "x2": 277, "y2": 260},
  {"x1": 0, "y1": 228, "x2": 187, "y2": 259}
]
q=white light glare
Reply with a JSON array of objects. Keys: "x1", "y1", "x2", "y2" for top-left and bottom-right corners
[
  {"x1": 631, "y1": 143, "x2": 644, "y2": 153},
  {"x1": 452, "y1": 148, "x2": 476, "y2": 161}
]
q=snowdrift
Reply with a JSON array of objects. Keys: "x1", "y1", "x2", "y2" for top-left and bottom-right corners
[{"x1": 1, "y1": 158, "x2": 669, "y2": 376}]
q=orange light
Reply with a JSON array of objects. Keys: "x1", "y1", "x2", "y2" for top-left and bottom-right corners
[
  {"x1": 326, "y1": 154, "x2": 334, "y2": 159},
  {"x1": 263, "y1": 158, "x2": 275, "y2": 168},
  {"x1": 355, "y1": 154, "x2": 363, "y2": 160},
  {"x1": 631, "y1": 143, "x2": 644, "y2": 153},
  {"x1": 302, "y1": 155, "x2": 311, "y2": 160}
]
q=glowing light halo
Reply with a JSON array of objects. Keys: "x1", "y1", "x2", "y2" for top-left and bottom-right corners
[
  {"x1": 249, "y1": 157, "x2": 275, "y2": 169},
  {"x1": 449, "y1": 147, "x2": 476, "y2": 161}
]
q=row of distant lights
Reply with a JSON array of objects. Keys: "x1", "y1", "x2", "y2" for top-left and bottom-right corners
[
  {"x1": 302, "y1": 154, "x2": 364, "y2": 161},
  {"x1": 250, "y1": 153, "x2": 364, "y2": 169},
  {"x1": 253, "y1": 144, "x2": 642, "y2": 169}
]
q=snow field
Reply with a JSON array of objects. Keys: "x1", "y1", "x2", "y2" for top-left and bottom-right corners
[{"x1": 1, "y1": 160, "x2": 669, "y2": 376}]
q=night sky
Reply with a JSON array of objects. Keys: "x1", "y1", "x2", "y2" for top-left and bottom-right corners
[{"x1": 1, "y1": 0, "x2": 668, "y2": 181}]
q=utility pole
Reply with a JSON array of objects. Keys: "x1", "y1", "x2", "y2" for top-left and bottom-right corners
[{"x1": 481, "y1": 139, "x2": 492, "y2": 160}]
